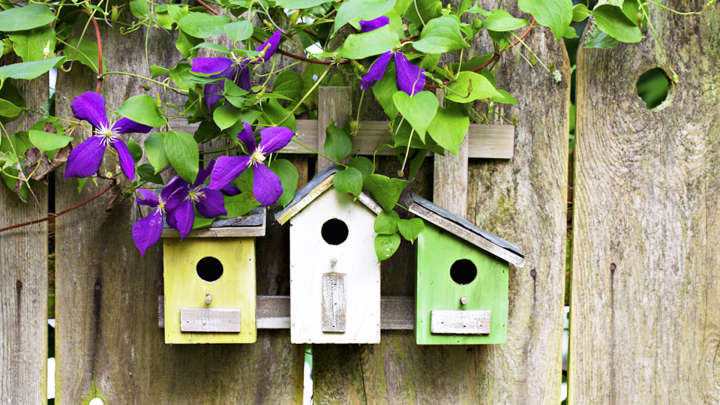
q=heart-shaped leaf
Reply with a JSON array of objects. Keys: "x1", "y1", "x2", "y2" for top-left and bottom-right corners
[
  {"x1": 398, "y1": 218, "x2": 424, "y2": 243},
  {"x1": 374, "y1": 234, "x2": 401, "y2": 261},
  {"x1": 333, "y1": 167, "x2": 364, "y2": 198},
  {"x1": 374, "y1": 209, "x2": 399, "y2": 234},
  {"x1": 392, "y1": 91, "x2": 438, "y2": 142},
  {"x1": 362, "y1": 174, "x2": 408, "y2": 211},
  {"x1": 426, "y1": 103, "x2": 469, "y2": 156},
  {"x1": 445, "y1": 72, "x2": 502, "y2": 104}
]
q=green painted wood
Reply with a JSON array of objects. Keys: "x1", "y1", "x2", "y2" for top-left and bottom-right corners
[{"x1": 416, "y1": 225, "x2": 508, "y2": 345}]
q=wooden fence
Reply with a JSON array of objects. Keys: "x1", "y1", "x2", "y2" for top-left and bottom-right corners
[{"x1": 1, "y1": 0, "x2": 719, "y2": 403}]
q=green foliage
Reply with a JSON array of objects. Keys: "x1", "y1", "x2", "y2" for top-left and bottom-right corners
[
  {"x1": 333, "y1": 167, "x2": 364, "y2": 198},
  {"x1": 324, "y1": 120, "x2": 352, "y2": 161},
  {"x1": 268, "y1": 158, "x2": 299, "y2": 207},
  {"x1": 392, "y1": 91, "x2": 438, "y2": 141},
  {"x1": 178, "y1": 13, "x2": 231, "y2": 38},
  {"x1": 0, "y1": 4, "x2": 55, "y2": 32},
  {"x1": 334, "y1": 0, "x2": 397, "y2": 33},
  {"x1": 63, "y1": 38, "x2": 104, "y2": 73},
  {"x1": 362, "y1": 174, "x2": 408, "y2": 211},
  {"x1": 115, "y1": 95, "x2": 165, "y2": 128},
  {"x1": 144, "y1": 133, "x2": 169, "y2": 173},
  {"x1": 592, "y1": 4, "x2": 643, "y2": 43},
  {"x1": 518, "y1": 0, "x2": 573, "y2": 41},
  {"x1": 28, "y1": 130, "x2": 72, "y2": 152},
  {"x1": 413, "y1": 16, "x2": 469, "y2": 54},
  {"x1": 164, "y1": 130, "x2": 199, "y2": 183},
  {"x1": 336, "y1": 25, "x2": 400, "y2": 59}
]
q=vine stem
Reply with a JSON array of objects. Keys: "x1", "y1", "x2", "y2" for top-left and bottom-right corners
[
  {"x1": 0, "y1": 182, "x2": 115, "y2": 234},
  {"x1": 56, "y1": 9, "x2": 105, "y2": 92},
  {"x1": 197, "y1": 0, "x2": 222, "y2": 15}
]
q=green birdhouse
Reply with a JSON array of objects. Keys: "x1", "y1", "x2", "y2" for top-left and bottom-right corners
[
  {"x1": 408, "y1": 194, "x2": 524, "y2": 345},
  {"x1": 162, "y1": 208, "x2": 266, "y2": 344}
]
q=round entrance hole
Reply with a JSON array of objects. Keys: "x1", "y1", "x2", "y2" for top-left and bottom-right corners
[
  {"x1": 321, "y1": 218, "x2": 349, "y2": 245},
  {"x1": 637, "y1": 68, "x2": 671, "y2": 109},
  {"x1": 196, "y1": 256, "x2": 223, "y2": 283},
  {"x1": 450, "y1": 259, "x2": 477, "y2": 285}
]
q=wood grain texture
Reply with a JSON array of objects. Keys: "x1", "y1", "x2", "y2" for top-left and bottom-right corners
[
  {"x1": 54, "y1": 9, "x2": 302, "y2": 403},
  {"x1": 322, "y1": 272, "x2": 347, "y2": 333},
  {"x1": 317, "y1": 87, "x2": 353, "y2": 171},
  {"x1": 434, "y1": 91, "x2": 469, "y2": 217},
  {"x1": 569, "y1": 3, "x2": 720, "y2": 403},
  {"x1": 430, "y1": 310, "x2": 491, "y2": 335},
  {"x1": 0, "y1": 54, "x2": 49, "y2": 405},
  {"x1": 180, "y1": 308, "x2": 242, "y2": 333}
]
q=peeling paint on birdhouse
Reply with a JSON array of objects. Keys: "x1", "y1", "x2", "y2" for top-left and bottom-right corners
[
  {"x1": 162, "y1": 208, "x2": 266, "y2": 344},
  {"x1": 408, "y1": 194, "x2": 524, "y2": 345},
  {"x1": 276, "y1": 166, "x2": 383, "y2": 344}
]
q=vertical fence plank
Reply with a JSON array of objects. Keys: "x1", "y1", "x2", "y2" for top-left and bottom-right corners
[
  {"x1": 0, "y1": 55, "x2": 49, "y2": 404},
  {"x1": 317, "y1": 87, "x2": 353, "y2": 171},
  {"x1": 54, "y1": 12, "x2": 303, "y2": 404},
  {"x1": 570, "y1": 2, "x2": 720, "y2": 403}
]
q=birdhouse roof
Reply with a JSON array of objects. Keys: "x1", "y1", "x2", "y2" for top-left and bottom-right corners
[
  {"x1": 162, "y1": 206, "x2": 266, "y2": 238},
  {"x1": 408, "y1": 194, "x2": 524, "y2": 267},
  {"x1": 275, "y1": 165, "x2": 382, "y2": 225}
]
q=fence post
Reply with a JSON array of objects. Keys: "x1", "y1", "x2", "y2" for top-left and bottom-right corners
[{"x1": 317, "y1": 87, "x2": 353, "y2": 172}]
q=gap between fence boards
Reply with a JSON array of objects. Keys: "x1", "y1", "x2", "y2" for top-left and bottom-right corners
[{"x1": 158, "y1": 295, "x2": 414, "y2": 330}]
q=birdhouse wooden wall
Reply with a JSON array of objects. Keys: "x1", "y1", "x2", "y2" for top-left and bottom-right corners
[
  {"x1": 415, "y1": 224, "x2": 509, "y2": 345},
  {"x1": 278, "y1": 168, "x2": 382, "y2": 344},
  {"x1": 162, "y1": 209, "x2": 265, "y2": 344}
]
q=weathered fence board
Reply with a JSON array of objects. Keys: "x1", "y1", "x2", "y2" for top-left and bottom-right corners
[
  {"x1": 54, "y1": 14, "x2": 303, "y2": 404},
  {"x1": 0, "y1": 55, "x2": 48, "y2": 405},
  {"x1": 570, "y1": 2, "x2": 720, "y2": 403}
]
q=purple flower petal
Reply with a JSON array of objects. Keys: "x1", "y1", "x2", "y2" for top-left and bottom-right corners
[
  {"x1": 110, "y1": 138, "x2": 136, "y2": 180},
  {"x1": 195, "y1": 161, "x2": 215, "y2": 187},
  {"x1": 208, "y1": 155, "x2": 252, "y2": 190},
  {"x1": 221, "y1": 185, "x2": 241, "y2": 196},
  {"x1": 254, "y1": 30, "x2": 282, "y2": 64},
  {"x1": 395, "y1": 52, "x2": 426, "y2": 96},
  {"x1": 359, "y1": 16, "x2": 389, "y2": 33},
  {"x1": 236, "y1": 122, "x2": 256, "y2": 153},
  {"x1": 166, "y1": 198, "x2": 194, "y2": 239},
  {"x1": 203, "y1": 82, "x2": 224, "y2": 111},
  {"x1": 64, "y1": 136, "x2": 105, "y2": 178},
  {"x1": 112, "y1": 117, "x2": 153, "y2": 135},
  {"x1": 132, "y1": 209, "x2": 163, "y2": 257},
  {"x1": 71, "y1": 91, "x2": 109, "y2": 129},
  {"x1": 253, "y1": 163, "x2": 283, "y2": 206},
  {"x1": 360, "y1": 51, "x2": 393, "y2": 91},
  {"x1": 137, "y1": 189, "x2": 160, "y2": 207},
  {"x1": 161, "y1": 176, "x2": 189, "y2": 203},
  {"x1": 258, "y1": 127, "x2": 294, "y2": 154},
  {"x1": 191, "y1": 57, "x2": 234, "y2": 75},
  {"x1": 196, "y1": 188, "x2": 227, "y2": 218},
  {"x1": 236, "y1": 64, "x2": 251, "y2": 91}
]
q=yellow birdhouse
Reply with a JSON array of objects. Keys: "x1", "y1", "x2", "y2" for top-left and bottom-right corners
[{"x1": 162, "y1": 208, "x2": 266, "y2": 344}]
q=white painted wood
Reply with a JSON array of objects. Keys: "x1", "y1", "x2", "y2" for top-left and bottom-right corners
[
  {"x1": 430, "y1": 310, "x2": 491, "y2": 335},
  {"x1": 180, "y1": 308, "x2": 242, "y2": 332},
  {"x1": 290, "y1": 188, "x2": 381, "y2": 344}
]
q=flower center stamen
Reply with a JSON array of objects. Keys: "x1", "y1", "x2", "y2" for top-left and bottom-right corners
[
  {"x1": 250, "y1": 147, "x2": 266, "y2": 166},
  {"x1": 188, "y1": 186, "x2": 205, "y2": 203}
]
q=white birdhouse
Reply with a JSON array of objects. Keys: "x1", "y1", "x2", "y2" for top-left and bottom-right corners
[{"x1": 275, "y1": 166, "x2": 382, "y2": 344}]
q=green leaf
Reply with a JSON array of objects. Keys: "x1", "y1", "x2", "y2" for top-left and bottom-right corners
[
  {"x1": 224, "y1": 20, "x2": 253, "y2": 42},
  {"x1": 374, "y1": 209, "x2": 399, "y2": 234},
  {"x1": 167, "y1": 5, "x2": 190, "y2": 23},
  {"x1": 222, "y1": 193, "x2": 260, "y2": 218},
  {"x1": 482, "y1": 10, "x2": 528, "y2": 31},
  {"x1": 362, "y1": 174, "x2": 408, "y2": 211},
  {"x1": 137, "y1": 163, "x2": 164, "y2": 185},
  {"x1": 275, "y1": 0, "x2": 329, "y2": 9},
  {"x1": 583, "y1": 29, "x2": 619, "y2": 49},
  {"x1": 127, "y1": 138, "x2": 143, "y2": 163},
  {"x1": 144, "y1": 132, "x2": 169, "y2": 173},
  {"x1": 563, "y1": 26, "x2": 579, "y2": 39},
  {"x1": 192, "y1": 42, "x2": 231, "y2": 55},
  {"x1": 491, "y1": 89, "x2": 518, "y2": 105},
  {"x1": 487, "y1": 29, "x2": 510, "y2": 51},
  {"x1": 192, "y1": 210, "x2": 216, "y2": 229},
  {"x1": 8, "y1": 26, "x2": 55, "y2": 62},
  {"x1": 0, "y1": 4, "x2": 55, "y2": 32},
  {"x1": 398, "y1": 218, "x2": 424, "y2": 243},
  {"x1": 324, "y1": 120, "x2": 352, "y2": 161},
  {"x1": 129, "y1": 0, "x2": 150, "y2": 18},
  {"x1": 336, "y1": 25, "x2": 400, "y2": 60},
  {"x1": 150, "y1": 65, "x2": 170, "y2": 78},
  {"x1": 273, "y1": 70, "x2": 304, "y2": 100},
  {"x1": 348, "y1": 156, "x2": 374, "y2": 177},
  {"x1": 572, "y1": 4, "x2": 591, "y2": 21},
  {"x1": 213, "y1": 104, "x2": 242, "y2": 130},
  {"x1": 114, "y1": 95, "x2": 164, "y2": 128},
  {"x1": 426, "y1": 103, "x2": 468, "y2": 155},
  {"x1": 164, "y1": 130, "x2": 199, "y2": 183},
  {"x1": 178, "y1": 13, "x2": 231, "y2": 38},
  {"x1": 63, "y1": 37, "x2": 104, "y2": 73},
  {"x1": 445, "y1": 71, "x2": 501, "y2": 104},
  {"x1": 0, "y1": 99, "x2": 22, "y2": 119},
  {"x1": 392, "y1": 91, "x2": 438, "y2": 142},
  {"x1": 268, "y1": 158, "x2": 299, "y2": 207},
  {"x1": 28, "y1": 130, "x2": 72, "y2": 151},
  {"x1": 518, "y1": 0, "x2": 573, "y2": 41},
  {"x1": 262, "y1": 99, "x2": 296, "y2": 131},
  {"x1": 403, "y1": 0, "x2": 442, "y2": 27},
  {"x1": 592, "y1": 4, "x2": 643, "y2": 43},
  {"x1": 334, "y1": 0, "x2": 397, "y2": 33},
  {"x1": 413, "y1": 16, "x2": 468, "y2": 54},
  {"x1": 0, "y1": 57, "x2": 64, "y2": 85},
  {"x1": 333, "y1": 167, "x2": 364, "y2": 198},
  {"x1": 176, "y1": 31, "x2": 202, "y2": 59},
  {"x1": 374, "y1": 234, "x2": 401, "y2": 261},
  {"x1": 372, "y1": 63, "x2": 399, "y2": 119}
]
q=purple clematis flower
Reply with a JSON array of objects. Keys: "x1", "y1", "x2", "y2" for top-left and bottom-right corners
[
  {"x1": 208, "y1": 122, "x2": 294, "y2": 207},
  {"x1": 132, "y1": 181, "x2": 184, "y2": 257},
  {"x1": 65, "y1": 91, "x2": 152, "y2": 180},
  {"x1": 357, "y1": 17, "x2": 427, "y2": 96},
  {"x1": 192, "y1": 30, "x2": 282, "y2": 110},
  {"x1": 165, "y1": 160, "x2": 228, "y2": 239}
]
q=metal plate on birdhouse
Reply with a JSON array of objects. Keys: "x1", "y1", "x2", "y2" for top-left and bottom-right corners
[
  {"x1": 180, "y1": 308, "x2": 242, "y2": 333},
  {"x1": 430, "y1": 310, "x2": 491, "y2": 335}
]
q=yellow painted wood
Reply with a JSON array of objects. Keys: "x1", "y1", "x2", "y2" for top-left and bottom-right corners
[{"x1": 163, "y1": 238, "x2": 256, "y2": 344}]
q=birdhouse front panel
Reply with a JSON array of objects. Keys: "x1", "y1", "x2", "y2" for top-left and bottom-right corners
[
  {"x1": 164, "y1": 237, "x2": 256, "y2": 344},
  {"x1": 415, "y1": 224, "x2": 509, "y2": 345},
  {"x1": 289, "y1": 188, "x2": 381, "y2": 344}
]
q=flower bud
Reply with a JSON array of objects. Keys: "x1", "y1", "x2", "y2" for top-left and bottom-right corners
[
  {"x1": 256, "y1": 86, "x2": 267, "y2": 100},
  {"x1": 473, "y1": 19, "x2": 483, "y2": 30},
  {"x1": 111, "y1": 5, "x2": 119, "y2": 21},
  {"x1": 386, "y1": 121, "x2": 393, "y2": 133},
  {"x1": 141, "y1": 85, "x2": 152, "y2": 91},
  {"x1": 350, "y1": 59, "x2": 365, "y2": 73},
  {"x1": 672, "y1": 74, "x2": 679, "y2": 82},
  {"x1": 349, "y1": 120, "x2": 359, "y2": 133},
  {"x1": 263, "y1": 19, "x2": 274, "y2": 30}
]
